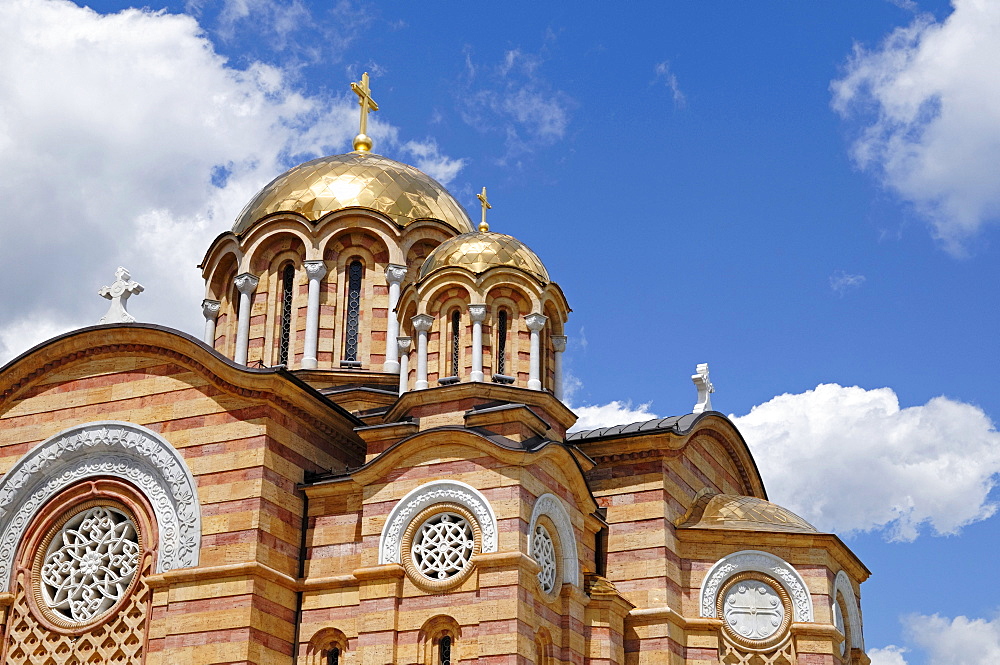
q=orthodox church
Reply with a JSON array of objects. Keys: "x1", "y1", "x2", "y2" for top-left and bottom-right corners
[{"x1": 0, "y1": 75, "x2": 871, "y2": 665}]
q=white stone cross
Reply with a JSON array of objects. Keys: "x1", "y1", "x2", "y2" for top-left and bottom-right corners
[
  {"x1": 692, "y1": 362, "x2": 714, "y2": 413},
  {"x1": 99, "y1": 267, "x2": 144, "y2": 324}
]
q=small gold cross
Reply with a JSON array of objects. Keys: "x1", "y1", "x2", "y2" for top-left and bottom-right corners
[
  {"x1": 477, "y1": 186, "x2": 492, "y2": 232},
  {"x1": 350, "y1": 72, "x2": 379, "y2": 151}
]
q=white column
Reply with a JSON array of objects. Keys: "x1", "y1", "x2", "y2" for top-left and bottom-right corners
[
  {"x1": 301, "y1": 260, "x2": 327, "y2": 370},
  {"x1": 525, "y1": 313, "x2": 548, "y2": 391},
  {"x1": 468, "y1": 305, "x2": 486, "y2": 382},
  {"x1": 202, "y1": 299, "x2": 221, "y2": 347},
  {"x1": 397, "y1": 336, "x2": 412, "y2": 395},
  {"x1": 233, "y1": 273, "x2": 259, "y2": 366},
  {"x1": 412, "y1": 314, "x2": 433, "y2": 390},
  {"x1": 383, "y1": 264, "x2": 407, "y2": 373},
  {"x1": 551, "y1": 334, "x2": 567, "y2": 400}
]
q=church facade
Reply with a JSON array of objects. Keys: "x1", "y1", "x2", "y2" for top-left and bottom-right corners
[{"x1": 0, "y1": 77, "x2": 870, "y2": 665}]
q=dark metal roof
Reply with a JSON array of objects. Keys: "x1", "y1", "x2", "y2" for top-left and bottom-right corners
[{"x1": 566, "y1": 413, "x2": 708, "y2": 442}]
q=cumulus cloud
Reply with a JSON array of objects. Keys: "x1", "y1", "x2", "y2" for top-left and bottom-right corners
[
  {"x1": 832, "y1": 0, "x2": 1000, "y2": 253},
  {"x1": 569, "y1": 400, "x2": 659, "y2": 432},
  {"x1": 0, "y1": 0, "x2": 464, "y2": 363},
  {"x1": 461, "y1": 46, "x2": 573, "y2": 162},
  {"x1": 732, "y1": 384, "x2": 1000, "y2": 540},
  {"x1": 905, "y1": 614, "x2": 1000, "y2": 664},
  {"x1": 653, "y1": 61, "x2": 686, "y2": 108},
  {"x1": 402, "y1": 139, "x2": 467, "y2": 186},
  {"x1": 829, "y1": 270, "x2": 867, "y2": 295},
  {"x1": 869, "y1": 646, "x2": 910, "y2": 665}
]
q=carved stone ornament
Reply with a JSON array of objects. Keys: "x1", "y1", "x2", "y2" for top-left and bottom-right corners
[
  {"x1": 717, "y1": 572, "x2": 793, "y2": 651},
  {"x1": 551, "y1": 335, "x2": 568, "y2": 353},
  {"x1": 411, "y1": 313, "x2": 434, "y2": 333},
  {"x1": 531, "y1": 524, "x2": 557, "y2": 594},
  {"x1": 99, "y1": 267, "x2": 144, "y2": 324},
  {"x1": 0, "y1": 421, "x2": 201, "y2": 591},
  {"x1": 304, "y1": 260, "x2": 328, "y2": 280},
  {"x1": 201, "y1": 299, "x2": 221, "y2": 320},
  {"x1": 834, "y1": 569, "x2": 865, "y2": 650},
  {"x1": 699, "y1": 550, "x2": 813, "y2": 622},
  {"x1": 379, "y1": 480, "x2": 497, "y2": 565},
  {"x1": 385, "y1": 264, "x2": 408, "y2": 284},
  {"x1": 524, "y1": 313, "x2": 548, "y2": 332},
  {"x1": 234, "y1": 272, "x2": 259, "y2": 295},
  {"x1": 467, "y1": 305, "x2": 487, "y2": 322},
  {"x1": 528, "y1": 493, "x2": 579, "y2": 587}
]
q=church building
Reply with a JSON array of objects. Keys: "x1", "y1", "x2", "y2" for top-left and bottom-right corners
[{"x1": 0, "y1": 75, "x2": 871, "y2": 665}]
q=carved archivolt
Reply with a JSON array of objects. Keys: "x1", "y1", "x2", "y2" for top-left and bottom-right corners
[
  {"x1": 834, "y1": 570, "x2": 864, "y2": 650},
  {"x1": 0, "y1": 421, "x2": 201, "y2": 590},
  {"x1": 528, "y1": 493, "x2": 579, "y2": 587},
  {"x1": 700, "y1": 550, "x2": 813, "y2": 622},
  {"x1": 379, "y1": 480, "x2": 497, "y2": 565}
]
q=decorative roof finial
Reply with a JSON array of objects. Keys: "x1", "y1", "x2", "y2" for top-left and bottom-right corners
[
  {"x1": 99, "y1": 267, "x2": 144, "y2": 324},
  {"x1": 350, "y1": 72, "x2": 379, "y2": 152},
  {"x1": 692, "y1": 363, "x2": 714, "y2": 414},
  {"x1": 476, "y1": 186, "x2": 492, "y2": 232}
]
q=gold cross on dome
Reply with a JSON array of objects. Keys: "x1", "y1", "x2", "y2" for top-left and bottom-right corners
[
  {"x1": 351, "y1": 72, "x2": 378, "y2": 133},
  {"x1": 477, "y1": 186, "x2": 492, "y2": 232}
]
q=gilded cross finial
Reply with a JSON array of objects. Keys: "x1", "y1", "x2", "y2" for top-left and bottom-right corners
[
  {"x1": 476, "y1": 186, "x2": 492, "y2": 232},
  {"x1": 350, "y1": 72, "x2": 379, "y2": 152}
]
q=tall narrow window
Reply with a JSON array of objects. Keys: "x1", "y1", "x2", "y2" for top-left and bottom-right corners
[
  {"x1": 327, "y1": 648, "x2": 340, "y2": 665},
  {"x1": 278, "y1": 264, "x2": 294, "y2": 365},
  {"x1": 439, "y1": 635, "x2": 452, "y2": 665},
  {"x1": 450, "y1": 310, "x2": 461, "y2": 377},
  {"x1": 344, "y1": 260, "x2": 363, "y2": 363},
  {"x1": 496, "y1": 310, "x2": 508, "y2": 375}
]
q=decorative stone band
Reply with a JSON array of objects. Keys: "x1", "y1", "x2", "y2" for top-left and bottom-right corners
[
  {"x1": 379, "y1": 480, "x2": 497, "y2": 565},
  {"x1": 528, "y1": 493, "x2": 579, "y2": 587},
  {"x1": 834, "y1": 570, "x2": 864, "y2": 650},
  {"x1": 700, "y1": 550, "x2": 813, "y2": 622},
  {"x1": 0, "y1": 421, "x2": 201, "y2": 591}
]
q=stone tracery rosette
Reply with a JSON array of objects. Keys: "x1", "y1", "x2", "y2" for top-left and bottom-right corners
[
  {"x1": 527, "y1": 493, "x2": 579, "y2": 588},
  {"x1": 0, "y1": 422, "x2": 201, "y2": 591},
  {"x1": 717, "y1": 571, "x2": 793, "y2": 652},
  {"x1": 700, "y1": 550, "x2": 813, "y2": 623}
]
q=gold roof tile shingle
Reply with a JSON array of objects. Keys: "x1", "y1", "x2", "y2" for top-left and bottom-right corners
[
  {"x1": 418, "y1": 231, "x2": 550, "y2": 282},
  {"x1": 676, "y1": 492, "x2": 817, "y2": 533},
  {"x1": 233, "y1": 152, "x2": 474, "y2": 235}
]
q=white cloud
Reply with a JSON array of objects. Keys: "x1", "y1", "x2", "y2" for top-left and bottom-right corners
[
  {"x1": 569, "y1": 400, "x2": 659, "y2": 432},
  {"x1": 829, "y1": 270, "x2": 867, "y2": 295},
  {"x1": 869, "y1": 646, "x2": 910, "y2": 665},
  {"x1": 653, "y1": 61, "x2": 686, "y2": 108},
  {"x1": 904, "y1": 614, "x2": 1000, "y2": 665},
  {"x1": 402, "y1": 139, "x2": 467, "y2": 185},
  {"x1": 831, "y1": 0, "x2": 1000, "y2": 253},
  {"x1": 0, "y1": 0, "x2": 464, "y2": 364},
  {"x1": 732, "y1": 384, "x2": 1000, "y2": 540}
]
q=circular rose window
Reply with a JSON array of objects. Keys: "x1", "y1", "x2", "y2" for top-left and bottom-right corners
[
  {"x1": 401, "y1": 502, "x2": 481, "y2": 591},
  {"x1": 717, "y1": 572, "x2": 792, "y2": 651},
  {"x1": 531, "y1": 524, "x2": 557, "y2": 595},
  {"x1": 36, "y1": 505, "x2": 141, "y2": 626}
]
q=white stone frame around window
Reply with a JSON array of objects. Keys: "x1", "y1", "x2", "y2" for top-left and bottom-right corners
[
  {"x1": 0, "y1": 421, "x2": 202, "y2": 592},
  {"x1": 834, "y1": 570, "x2": 864, "y2": 651},
  {"x1": 527, "y1": 493, "x2": 579, "y2": 588},
  {"x1": 378, "y1": 480, "x2": 498, "y2": 565},
  {"x1": 699, "y1": 549, "x2": 814, "y2": 622}
]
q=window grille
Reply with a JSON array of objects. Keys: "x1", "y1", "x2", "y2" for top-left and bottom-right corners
[
  {"x1": 496, "y1": 310, "x2": 508, "y2": 375},
  {"x1": 278, "y1": 264, "x2": 294, "y2": 365},
  {"x1": 439, "y1": 635, "x2": 452, "y2": 665},
  {"x1": 450, "y1": 310, "x2": 460, "y2": 377},
  {"x1": 344, "y1": 260, "x2": 363, "y2": 362},
  {"x1": 327, "y1": 648, "x2": 339, "y2": 665}
]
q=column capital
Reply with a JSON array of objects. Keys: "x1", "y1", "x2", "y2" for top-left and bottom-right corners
[
  {"x1": 385, "y1": 264, "x2": 408, "y2": 284},
  {"x1": 234, "y1": 273, "x2": 259, "y2": 294},
  {"x1": 551, "y1": 334, "x2": 567, "y2": 352},
  {"x1": 468, "y1": 304, "x2": 487, "y2": 322},
  {"x1": 396, "y1": 336, "x2": 412, "y2": 354},
  {"x1": 411, "y1": 314, "x2": 433, "y2": 332},
  {"x1": 524, "y1": 313, "x2": 548, "y2": 331},
  {"x1": 304, "y1": 260, "x2": 328, "y2": 279},
  {"x1": 201, "y1": 299, "x2": 221, "y2": 320}
]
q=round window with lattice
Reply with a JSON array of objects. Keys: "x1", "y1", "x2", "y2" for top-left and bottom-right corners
[
  {"x1": 717, "y1": 572, "x2": 793, "y2": 652},
  {"x1": 32, "y1": 502, "x2": 142, "y2": 629},
  {"x1": 401, "y1": 502, "x2": 482, "y2": 591},
  {"x1": 531, "y1": 522, "x2": 559, "y2": 597}
]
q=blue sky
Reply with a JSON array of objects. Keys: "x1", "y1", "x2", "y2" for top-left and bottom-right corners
[{"x1": 1, "y1": 1, "x2": 999, "y2": 662}]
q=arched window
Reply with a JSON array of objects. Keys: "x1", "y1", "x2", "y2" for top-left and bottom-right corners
[
  {"x1": 343, "y1": 260, "x2": 363, "y2": 365},
  {"x1": 438, "y1": 635, "x2": 452, "y2": 665},
  {"x1": 326, "y1": 647, "x2": 340, "y2": 665},
  {"x1": 495, "y1": 309, "x2": 508, "y2": 376},
  {"x1": 278, "y1": 263, "x2": 295, "y2": 365},
  {"x1": 450, "y1": 310, "x2": 461, "y2": 377}
]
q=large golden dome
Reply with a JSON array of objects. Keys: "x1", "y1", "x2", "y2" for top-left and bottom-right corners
[
  {"x1": 233, "y1": 152, "x2": 474, "y2": 235},
  {"x1": 676, "y1": 492, "x2": 817, "y2": 533},
  {"x1": 419, "y1": 231, "x2": 549, "y2": 282}
]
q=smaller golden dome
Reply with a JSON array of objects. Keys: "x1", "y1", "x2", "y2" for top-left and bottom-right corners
[
  {"x1": 676, "y1": 491, "x2": 817, "y2": 533},
  {"x1": 418, "y1": 232, "x2": 549, "y2": 282}
]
